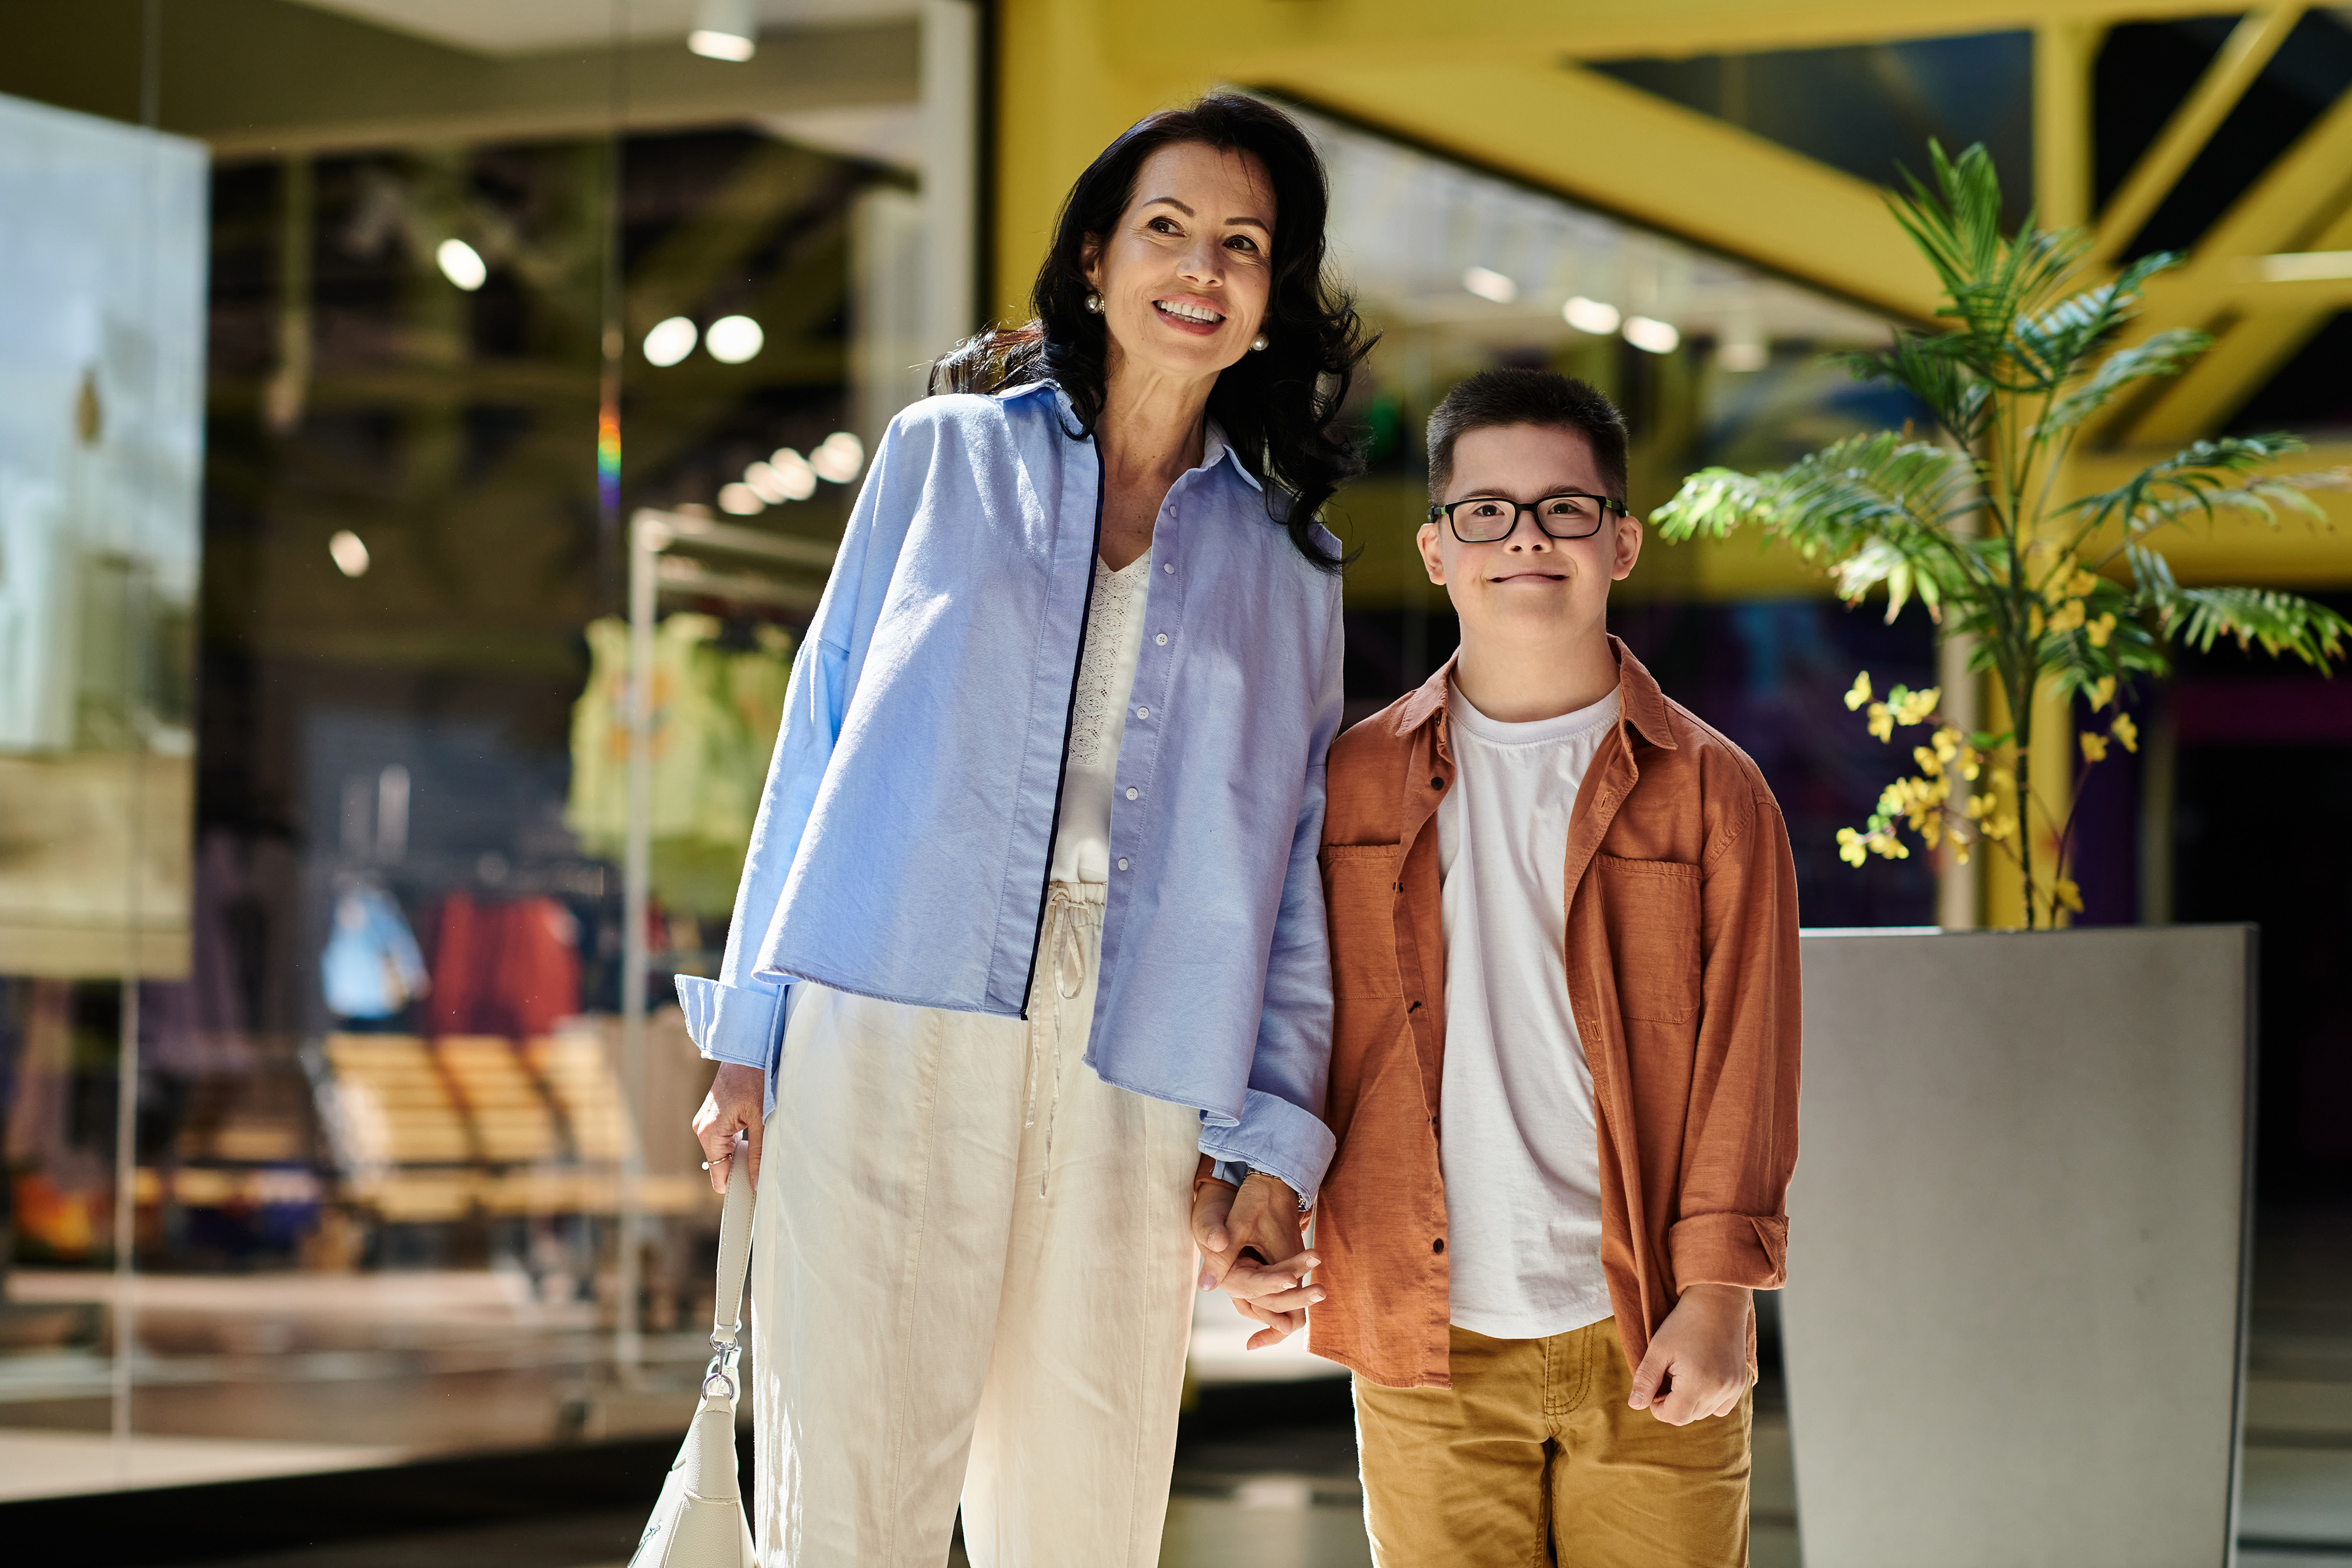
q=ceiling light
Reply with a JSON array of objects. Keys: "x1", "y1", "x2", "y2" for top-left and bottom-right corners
[
  {"x1": 810, "y1": 432, "x2": 864, "y2": 483},
  {"x1": 1462, "y1": 266, "x2": 1518, "y2": 305},
  {"x1": 744, "y1": 461, "x2": 790, "y2": 504},
  {"x1": 717, "y1": 483, "x2": 765, "y2": 515},
  {"x1": 769, "y1": 449, "x2": 818, "y2": 501},
  {"x1": 1718, "y1": 337, "x2": 1769, "y2": 372},
  {"x1": 1563, "y1": 296, "x2": 1620, "y2": 335},
  {"x1": 643, "y1": 316, "x2": 698, "y2": 367},
  {"x1": 435, "y1": 239, "x2": 487, "y2": 292},
  {"x1": 706, "y1": 315, "x2": 764, "y2": 364},
  {"x1": 329, "y1": 530, "x2": 370, "y2": 577},
  {"x1": 1622, "y1": 315, "x2": 1681, "y2": 354},
  {"x1": 688, "y1": 0, "x2": 756, "y2": 61},
  {"x1": 2254, "y1": 249, "x2": 2352, "y2": 281}
]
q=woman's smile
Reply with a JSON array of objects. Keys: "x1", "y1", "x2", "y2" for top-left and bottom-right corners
[{"x1": 1152, "y1": 293, "x2": 1226, "y2": 335}]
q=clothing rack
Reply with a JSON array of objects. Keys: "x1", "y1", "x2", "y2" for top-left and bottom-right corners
[{"x1": 617, "y1": 507, "x2": 832, "y2": 1370}]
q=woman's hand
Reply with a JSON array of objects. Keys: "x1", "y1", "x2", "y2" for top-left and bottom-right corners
[
  {"x1": 693, "y1": 1062, "x2": 767, "y2": 1195},
  {"x1": 1190, "y1": 1162, "x2": 1322, "y2": 1349},
  {"x1": 1628, "y1": 1283, "x2": 1751, "y2": 1425}
]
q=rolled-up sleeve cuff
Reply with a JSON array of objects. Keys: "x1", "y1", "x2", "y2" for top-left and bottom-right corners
[
  {"x1": 1668, "y1": 1212, "x2": 1789, "y2": 1292},
  {"x1": 674, "y1": 974, "x2": 786, "y2": 1069},
  {"x1": 1198, "y1": 1089, "x2": 1337, "y2": 1206}
]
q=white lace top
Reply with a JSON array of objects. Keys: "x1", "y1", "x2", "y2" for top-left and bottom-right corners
[{"x1": 1049, "y1": 552, "x2": 1153, "y2": 884}]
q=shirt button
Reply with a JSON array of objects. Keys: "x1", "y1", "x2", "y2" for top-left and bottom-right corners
[
  {"x1": 1135, "y1": 706, "x2": 1148, "y2": 719},
  {"x1": 1162, "y1": 562, "x2": 1174, "y2": 574},
  {"x1": 1117, "y1": 858, "x2": 1130, "y2": 871},
  {"x1": 1430, "y1": 776, "x2": 1445, "y2": 789},
  {"x1": 1125, "y1": 787, "x2": 1139, "y2": 800},
  {"x1": 1432, "y1": 1238, "x2": 1445, "y2": 1255},
  {"x1": 1155, "y1": 633, "x2": 1169, "y2": 646}
]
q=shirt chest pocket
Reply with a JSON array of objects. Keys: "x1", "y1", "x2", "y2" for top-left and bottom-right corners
[
  {"x1": 1319, "y1": 842, "x2": 1404, "y2": 998},
  {"x1": 1594, "y1": 854, "x2": 1702, "y2": 1024}
]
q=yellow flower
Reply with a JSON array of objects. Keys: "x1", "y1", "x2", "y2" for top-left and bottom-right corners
[
  {"x1": 1893, "y1": 686, "x2": 1941, "y2": 726},
  {"x1": 2046, "y1": 599, "x2": 2087, "y2": 634},
  {"x1": 1836, "y1": 827, "x2": 1867, "y2": 867},
  {"x1": 2089, "y1": 676, "x2": 2115, "y2": 711},
  {"x1": 1932, "y1": 725, "x2": 1962, "y2": 762},
  {"x1": 1915, "y1": 745, "x2": 1942, "y2": 777},
  {"x1": 2054, "y1": 878, "x2": 2084, "y2": 914},
  {"x1": 1866, "y1": 702, "x2": 1894, "y2": 741},
  {"x1": 1958, "y1": 745, "x2": 1982, "y2": 782},
  {"x1": 1952, "y1": 832, "x2": 1973, "y2": 865},
  {"x1": 1844, "y1": 672, "x2": 1872, "y2": 711},
  {"x1": 2080, "y1": 731, "x2": 2109, "y2": 763},
  {"x1": 2087, "y1": 613, "x2": 2117, "y2": 648},
  {"x1": 2112, "y1": 712, "x2": 2139, "y2": 753},
  {"x1": 2066, "y1": 566, "x2": 2100, "y2": 600}
]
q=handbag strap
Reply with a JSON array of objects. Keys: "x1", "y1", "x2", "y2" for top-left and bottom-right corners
[{"x1": 703, "y1": 1149, "x2": 756, "y2": 1396}]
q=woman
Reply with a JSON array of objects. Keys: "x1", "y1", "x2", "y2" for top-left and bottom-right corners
[{"x1": 684, "y1": 95, "x2": 1371, "y2": 1566}]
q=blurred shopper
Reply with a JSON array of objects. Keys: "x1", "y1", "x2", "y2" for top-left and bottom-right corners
[
  {"x1": 685, "y1": 94, "x2": 1371, "y2": 1567},
  {"x1": 1309, "y1": 370, "x2": 1800, "y2": 1567}
]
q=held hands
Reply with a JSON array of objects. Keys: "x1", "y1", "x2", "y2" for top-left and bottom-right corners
[
  {"x1": 1189, "y1": 1159, "x2": 1323, "y2": 1349},
  {"x1": 693, "y1": 1062, "x2": 767, "y2": 1196},
  {"x1": 1627, "y1": 1282, "x2": 1751, "y2": 1425}
]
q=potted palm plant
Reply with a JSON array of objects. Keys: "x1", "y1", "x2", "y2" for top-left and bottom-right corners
[{"x1": 1651, "y1": 143, "x2": 2349, "y2": 1566}]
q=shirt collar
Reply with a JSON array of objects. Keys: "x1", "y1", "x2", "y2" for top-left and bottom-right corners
[
  {"x1": 1201, "y1": 422, "x2": 1265, "y2": 493},
  {"x1": 1392, "y1": 636, "x2": 1678, "y2": 751},
  {"x1": 998, "y1": 379, "x2": 1265, "y2": 494}
]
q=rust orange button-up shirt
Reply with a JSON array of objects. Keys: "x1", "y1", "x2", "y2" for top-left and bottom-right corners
[{"x1": 1309, "y1": 640, "x2": 1801, "y2": 1389}]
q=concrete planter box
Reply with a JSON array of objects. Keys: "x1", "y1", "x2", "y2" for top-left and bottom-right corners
[{"x1": 1783, "y1": 926, "x2": 2255, "y2": 1567}]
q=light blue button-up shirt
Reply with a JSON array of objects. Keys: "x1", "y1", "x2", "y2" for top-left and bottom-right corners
[{"x1": 674, "y1": 380, "x2": 1343, "y2": 1198}]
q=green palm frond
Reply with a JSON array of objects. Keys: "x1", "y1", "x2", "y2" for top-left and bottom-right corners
[
  {"x1": 2037, "y1": 327, "x2": 2209, "y2": 434},
  {"x1": 2157, "y1": 586, "x2": 2351, "y2": 666},
  {"x1": 1651, "y1": 136, "x2": 2351, "y2": 921}
]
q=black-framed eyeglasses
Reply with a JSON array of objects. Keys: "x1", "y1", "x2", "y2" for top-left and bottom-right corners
[{"x1": 1428, "y1": 492, "x2": 1626, "y2": 543}]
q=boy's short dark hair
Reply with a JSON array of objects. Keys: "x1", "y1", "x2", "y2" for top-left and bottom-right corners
[{"x1": 1425, "y1": 369, "x2": 1630, "y2": 503}]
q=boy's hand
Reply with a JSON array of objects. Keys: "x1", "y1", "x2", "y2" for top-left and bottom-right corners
[
  {"x1": 1628, "y1": 1283, "x2": 1750, "y2": 1425},
  {"x1": 1190, "y1": 1168, "x2": 1322, "y2": 1348}
]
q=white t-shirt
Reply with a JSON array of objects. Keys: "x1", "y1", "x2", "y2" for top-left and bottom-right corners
[
  {"x1": 1049, "y1": 553, "x2": 1152, "y2": 884},
  {"x1": 1436, "y1": 679, "x2": 1622, "y2": 1341}
]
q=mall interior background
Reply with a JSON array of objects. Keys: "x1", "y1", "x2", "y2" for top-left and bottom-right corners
[{"x1": 0, "y1": 1, "x2": 2347, "y2": 1560}]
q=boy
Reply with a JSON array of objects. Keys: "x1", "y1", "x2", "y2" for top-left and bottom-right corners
[{"x1": 1309, "y1": 369, "x2": 1800, "y2": 1566}]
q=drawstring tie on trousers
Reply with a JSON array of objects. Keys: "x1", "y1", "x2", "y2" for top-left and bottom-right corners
[{"x1": 1023, "y1": 885, "x2": 1094, "y2": 1198}]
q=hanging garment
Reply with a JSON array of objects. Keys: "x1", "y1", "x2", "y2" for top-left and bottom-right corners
[
  {"x1": 321, "y1": 884, "x2": 429, "y2": 1021},
  {"x1": 429, "y1": 892, "x2": 583, "y2": 1038},
  {"x1": 566, "y1": 614, "x2": 795, "y2": 915}
]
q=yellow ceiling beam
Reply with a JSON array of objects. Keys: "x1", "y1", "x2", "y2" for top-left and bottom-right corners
[
  {"x1": 1255, "y1": 61, "x2": 1943, "y2": 322},
  {"x1": 2033, "y1": 21, "x2": 2102, "y2": 230},
  {"x1": 2089, "y1": 4, "x2": 2305, "y2": 266},
  {"x1": 1100, "y1": 0, "x2": 2241, "y2": 76},
  {"x1": 2124, "y1": 188, "x2": 2352, "y2": 446}
]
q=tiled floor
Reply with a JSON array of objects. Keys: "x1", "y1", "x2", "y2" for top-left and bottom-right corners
[{"x1": 20, "y1": 1209, "x2": 2352, "y2": 1565}]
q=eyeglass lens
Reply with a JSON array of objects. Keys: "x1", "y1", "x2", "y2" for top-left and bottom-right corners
[{"x1": 1449, "y1": 494, "x2": 1607, "y2": 542}]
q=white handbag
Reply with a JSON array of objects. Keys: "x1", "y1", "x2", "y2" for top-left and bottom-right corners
[{"x1": 630, "y1": 1156, "x2": 757, "y2": 1567}]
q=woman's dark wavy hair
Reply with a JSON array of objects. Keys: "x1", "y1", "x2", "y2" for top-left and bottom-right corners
[{"x1": 929, "y1": 93, "x2": 1374, "y2": 571}]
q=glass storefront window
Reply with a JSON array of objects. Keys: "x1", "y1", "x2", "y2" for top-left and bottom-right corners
[{"x1": 0, "y1": 3, "x2": 942, "y2": 1500}]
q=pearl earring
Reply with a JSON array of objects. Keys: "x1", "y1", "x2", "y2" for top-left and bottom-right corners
[
  {"x1": 1083, "y1": 293, "x2": 1103, "y2": 313},
  {"x1": 1250, "y1": 333, "x2": 1269, "y2": 352}
]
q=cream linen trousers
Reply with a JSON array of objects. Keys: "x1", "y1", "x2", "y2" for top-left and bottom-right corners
[{"x1": 749, "y1": 881, "x2": 1203, "y2": 1566}]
